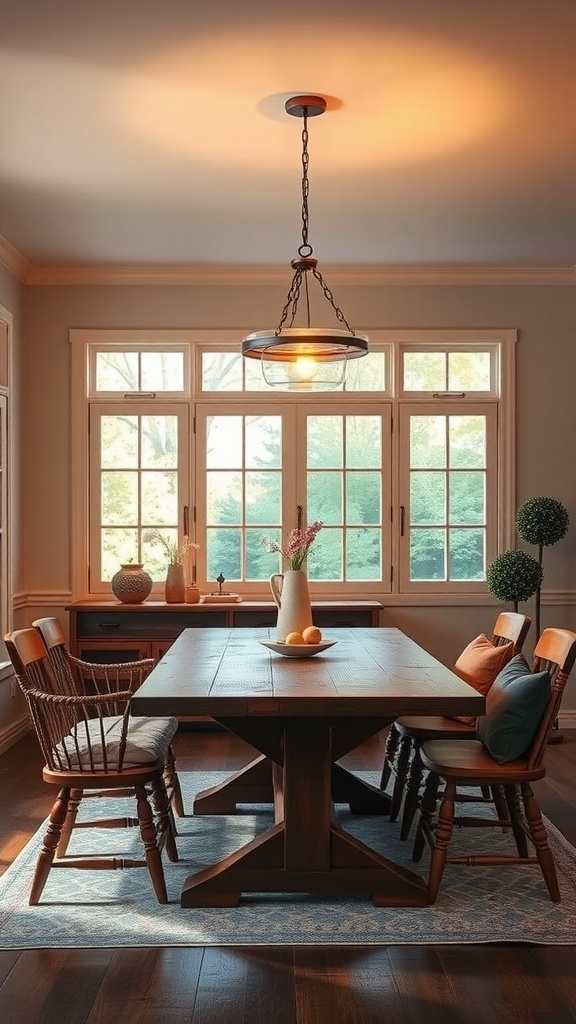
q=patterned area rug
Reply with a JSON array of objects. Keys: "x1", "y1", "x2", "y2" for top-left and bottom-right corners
[{"x1": 1, "y1": 771, "x2": 575, "y2": 949}]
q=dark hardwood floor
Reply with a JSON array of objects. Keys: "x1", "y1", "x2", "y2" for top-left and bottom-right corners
[{"x1": 2, "y1": 726, "x2": 576, "y2": 1023}]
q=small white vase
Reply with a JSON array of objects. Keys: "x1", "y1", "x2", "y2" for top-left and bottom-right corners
[{"x1": 269, "y1": 569, "x2": 313, "y2": 642}]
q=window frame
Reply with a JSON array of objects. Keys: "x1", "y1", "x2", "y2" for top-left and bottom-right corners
[{"x1": 71, "y1": 328, "x2": 516, "y2": 604}]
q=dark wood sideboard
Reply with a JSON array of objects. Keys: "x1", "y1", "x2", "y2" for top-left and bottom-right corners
[{"x1": 67, "y1": 599, "x2": 383, "y2": 664}]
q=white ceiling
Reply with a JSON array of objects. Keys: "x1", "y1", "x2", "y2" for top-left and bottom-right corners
[{"x1": 1, "y1": 0, "x2": 575, "y2": 275}]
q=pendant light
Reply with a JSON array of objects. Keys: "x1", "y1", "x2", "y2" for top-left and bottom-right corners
[{"x1": 242, "y1": 95, "x2": 369, "y2": 390}]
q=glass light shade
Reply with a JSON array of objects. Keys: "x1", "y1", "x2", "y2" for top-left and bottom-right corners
[{"x1": 242, "y1": 328, "x2": 369, "y2": 389}]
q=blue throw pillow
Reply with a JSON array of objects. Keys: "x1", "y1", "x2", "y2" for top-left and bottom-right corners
[{"x1": 476, "y1": 653, "x2": 551, "y2": 764}]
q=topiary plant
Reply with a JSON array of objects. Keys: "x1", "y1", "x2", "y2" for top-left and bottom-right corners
[
  {"x1": 486, "y1": 548, "x2": 543, "y2": 611},
  {"x1": 515, "y1": 496, "x2": 570, "y2": 638},
  {"x1": 516, "y1": 496, "x2": 569, "y2": 549}
]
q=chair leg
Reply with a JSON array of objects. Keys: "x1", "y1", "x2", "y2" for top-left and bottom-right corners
[
  {"x1": 389, "y1": 735, "x2": 412, "y2": 822},
  {"x1": 427, "y1": 780, "x2": 456, "y2": 904},
  {"x1": 56, "y1": 787, "x2": 83, "y2": 857},
  {"x1": 521, "y1": 782, "x2": 560, "y2": 902},
  {"x1": 135, "y1": 782, "x2": 168, "y2": 904},
  {"x1": 151, "y1": 776, "x2": 179, "y2": 864},
  {"x1": 503, "y1": 784, "x2": 529, "y2": 858},
  {"x1": 400, "y1": 745, "x2": 424, "y2": 840},
  {"x1": 30, "y1": 786, "x2": 71, "y2": 905},
  {"x1": 380, "y1": 722, "x2": 400, "y2": 791},
  {"x1": 490, "y1": 784, "x2": 511, "y2": 830},
  {"x1": 164, "y1": 745, "x2": 184, "y2": 818},
  {"x1": 412, "y1": 770, "x2": 440, "y2": 863}
]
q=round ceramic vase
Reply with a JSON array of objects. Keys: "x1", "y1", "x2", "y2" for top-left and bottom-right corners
[{"x1": 111, "y1": 563, "x2": 153, "y2": 604}]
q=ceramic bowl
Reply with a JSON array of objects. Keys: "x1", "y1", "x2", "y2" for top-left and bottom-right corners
[{"x1": 259, "y1": 639, "x2": 337, "y2": 658}]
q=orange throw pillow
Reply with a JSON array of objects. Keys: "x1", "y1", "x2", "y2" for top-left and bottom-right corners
[{"x1": 449, "y1": 633, "x2": 515, "y2": 725}]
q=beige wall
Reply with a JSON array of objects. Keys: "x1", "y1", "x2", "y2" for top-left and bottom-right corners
[
  {"x1": 0, "y1": 264, "x2": 27, "y2": 751},
  {"x1": 11, "y1": 278, "x2": 576, "y2": 713}
]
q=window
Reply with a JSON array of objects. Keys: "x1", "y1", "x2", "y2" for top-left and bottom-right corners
[{"x1": 71, "y1": 329, "x2": 515, "y2": 602}]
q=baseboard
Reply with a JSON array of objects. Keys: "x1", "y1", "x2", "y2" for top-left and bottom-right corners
[
  {"x1": 558, "y1": 710, "x2": 576, "y2": 731},
  {"x1": 0, "y1": 714, "x2": 30, "y2": 755}
]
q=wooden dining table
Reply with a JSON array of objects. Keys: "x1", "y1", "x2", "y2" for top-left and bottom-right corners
[{"x1": 131, "y1": 627, "x2": 484, "y2": 907}]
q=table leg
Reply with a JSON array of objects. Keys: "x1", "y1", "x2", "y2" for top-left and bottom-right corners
[
  {"x1": 193, "y1": 754, "x2": 273, "y2": 814},
  {"x1": 331, "y1": 762, "x2": 392, "y2": 814},
  {"x1": 180, "y1": 718, "x2": 427, "y2": 908}
]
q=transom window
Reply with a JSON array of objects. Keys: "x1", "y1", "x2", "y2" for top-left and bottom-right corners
[{"x1": 71, "y1": 329, "x2": 515, "y2": 601}]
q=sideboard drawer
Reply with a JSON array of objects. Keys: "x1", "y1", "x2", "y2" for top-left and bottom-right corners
[{"x1": 76, "y1": 609, "x2": 227, "y2": 639}]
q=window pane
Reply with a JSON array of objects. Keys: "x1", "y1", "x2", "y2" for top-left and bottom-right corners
[
  {"x1": 449, "y1": 352, "x2": 490, "y2": 391},
  {"x1": 246, "y1": 528, "x2": 280, "y2": 579},
  {"x1": 101, "y1": 416, "x2": 138, "y2": 467},
  {"x1": 449, "y1": 416, "x2": 485, "y2": 468},
  {"x1": 141, "y1": 416, "x2": 178, "y2": 468},
  {"x1": 449, "y1": 471, "x2": 485, "y2": 525},
  {"x1": 449, "y1": 528, "x2": 485, "y2": 581},
  {"x1": 411, "y1": 472, "x2": 445, "y2": 525},
  {"x1": 307, "y1": 417, "x2": 343, "y2": 468},
  {"x1": 308, "y1": 529, "x2": 343, "y2": 581},
  {"x1": 410, "y1": 416, "x2": 446, "y2": 468},
  {"x1": 346, "y1": 417, "x2": 381, "y2": 468},
  {"x1": 207, "y1": 528, "x2": 241, "y2": 581},
  {"x1": 346, "y1": 528, "x2": 381, "y2": 580},
  {"x1": 245, "y1": 416, "x2": 281, "y2": 468},
  {"x1": 404, "y1": 352, "x2": 445, "y2": 391},
  {"x1": 206, "y1": 416, "x2": 243, "y2": 467},
  {"x1": 410, "y1": 528, "x2": 446, "y2": 580},
  {"x1": 101, "y1": 471, "x2": 137, "y2": 525},
  {"x1": 101, "y1": 528, "x2": 138, "y2": 579},
  {"x1": 202, "y1": 352, "x2": 243, "y2": 391},
  {"x1": 141, "y1": 470, "x2": 178, "y2": 525},
  {"x1": 246, "y1": 471, "x2": 281, "y2": 525},
  {"x1": 207, "y1": 471, "x2": 242, "y2": 524},
  {"x1": 96, "y1": 353, "x2": 139, "y2": 391},
  {"x1": 308, "y1": 472, "x2": 343, "y2": 525},
  {"x1": 346, "y1": 471, "x2": 381, "y2": 524},
  {"x1": 141, "y1": 352, "x2": 184, "y2": 391}
]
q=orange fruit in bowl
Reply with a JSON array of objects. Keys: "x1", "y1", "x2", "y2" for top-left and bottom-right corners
[
  {"x1": 285, "y1": 631, "x2": 304, "y2": 645},
  {"x1": 302, "y1": 626, "x2": 322, "y2": 644}
]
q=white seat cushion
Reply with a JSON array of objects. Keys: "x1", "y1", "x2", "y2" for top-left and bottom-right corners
[{"x1": 54, "y1": 714, "x2": 178, "y2": 770}]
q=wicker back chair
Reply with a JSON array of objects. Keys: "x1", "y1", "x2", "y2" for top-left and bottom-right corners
[
  {"x1": 6, "y1": 627, "x2": 179, "y2": 905},
  {"x1": 32, "y1": 616, "x2": 184, "y2": 820},
  {"x1": 413, "y1": 627, "x2": 576, "y2": 903}
]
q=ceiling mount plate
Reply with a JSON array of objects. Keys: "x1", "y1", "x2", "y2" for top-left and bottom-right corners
[{"x1": 285, "y1": 95, "x2": 327, "y2": 118}]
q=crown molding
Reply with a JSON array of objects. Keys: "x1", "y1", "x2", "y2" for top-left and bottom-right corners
[
  {"x1": 0, "y1": 237, "x2": 574, "y2": 287},
  {"x1": 0, "y1": 234, "x2": 31, "y2": 282},
  {"x1": 20, "y1": 262, "x2": 576, "y2": 287}
]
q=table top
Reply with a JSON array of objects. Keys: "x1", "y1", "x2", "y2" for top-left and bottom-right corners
[{"x1": 131, "y1": 627, "x2": 485, "y2": 720}]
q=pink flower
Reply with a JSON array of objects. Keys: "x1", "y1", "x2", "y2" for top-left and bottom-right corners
[{"x1": 262, "y1": 521, "x2": 323, "y2": 570}]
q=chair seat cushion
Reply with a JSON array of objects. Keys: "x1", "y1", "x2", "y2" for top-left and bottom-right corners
[
  {"x1": 396, "y1": 715, "x2": 476, "y2": 741},
  {"x1": 448, "y1": 633, "x2": 516, "y2": 725},
  {"x1": 475, "y1": 654, "x2": 551, "y2": 764},
  {"x1": 419, "y1": 738, "x2": 545, "y2": 781},
  {"x1": 55, "y1": 715, "x2": 178, "y2": 770}
]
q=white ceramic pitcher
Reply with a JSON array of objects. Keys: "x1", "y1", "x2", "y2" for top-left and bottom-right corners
[{"x1": 269, "y1": 569, "x2": 313, "y2": 642}]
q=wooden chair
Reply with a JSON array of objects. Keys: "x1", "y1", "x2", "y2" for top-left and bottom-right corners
[
  {"x1": 412, "y1": 627, "x2": 576, "y2": 903},
  {"x1": 32, "y1": 616, "x2": 184, "y2": 821},
  {"x1": 380, "y1": 612, "x2": 532, "y2": 839},
  {"x1": 6, "y1": 628, "x2": 179, "y2": 905}
]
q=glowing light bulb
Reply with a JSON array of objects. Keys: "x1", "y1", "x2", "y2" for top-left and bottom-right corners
[{"x1": 295, "y1": 357, "x2": 317, "y2": 380}]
